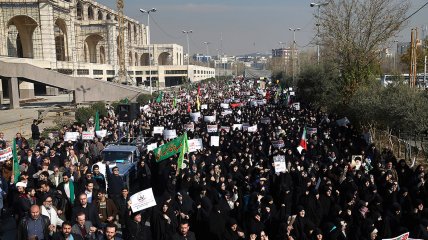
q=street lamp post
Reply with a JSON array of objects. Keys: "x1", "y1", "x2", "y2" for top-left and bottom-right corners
[
  {"x1": 279, "y1": 41, "x2": 287, "y2": 76},
  {"x1": 182, "y1": 30, "x2": 193, "y2": 83},
  {"x1": 310, "y1": 2, "x2": 329, "y2": 64},
  {"x1": 140, "y1": 8, "x2": 156, "y2": 94},
  {"x1": 289, "y1": 27, "x2": 300, "y2": 83},
  {"x1": 203, "y1": 41, "x2": 210, "y2": 67}
]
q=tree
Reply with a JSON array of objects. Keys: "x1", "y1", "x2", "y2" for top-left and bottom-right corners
[
  {"x1": 400, "y1": 37, "x2": 428, "y2": 73},
  {"x1": 320, "y1": 0, "x2": 409, "y2": 100}
]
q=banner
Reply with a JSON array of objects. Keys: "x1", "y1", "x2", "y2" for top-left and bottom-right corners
[
  {"x1": 247, "y1": 125, "x2": 257, "y2": 133},
  {"x1": 307, "y1": 128, "x2": 317, "y2": 137},
  {"x1": 130, "y1": 188, "x2": 157, "y2": 212},
  {"x1": 220, "y1": 103, "x2": 230, "y2": 109},
  {"x1": 204, "y1": 115, "x2": 216, "y2": 123},
  {"x1": 95, "y1": 130, "x2": 107, "y2": 138},
  {"x1": 221, "y1": 110, "x2": 233, "y2": 116},
  {"x1": 201, "y1": 104, "x2": 208, "y2": 110},
  {"x1": 154, "y1": 134, "x2": 187, "y2": 162},
  {"x1": 272, "y1": 140, "x2": 285, "y2": 148},
  {"x1": 190, "y1": 112, "x2": 201, "y2": 122},
  {"x1": 273, "y1": 155, "x2": 286, "y2": 173},
  {"x1": 153, "y1": 126, "x2": 164, "y2": 135},
  {"x1": 0, "y1": 147, "x2": 13, "y2": 162},
  {"x1": 207, "y1": 125, "x2": 218, "y2": 133},
  {"x1": 147, "y1": 143, "x2": 158, "y2": 152},
  {"x1": 188, "y1": 138, "x2": 203, "y2": 152},
  {"x1": 82, "y1": 131, "x2": 94, "y2": 140},
  {"x1": 220, "y1": 126, "x2": 230, "y2": 132},
  {"x1": 64, "y1": 132, "x2": 79, "y2": 141},
  {"x1": 382, "y1": 232, "x2": 410, "y2": 240},
  {"x1": 232, "y1": 124, "x2": 243, "y2": 130},
  {"x1": 184, "y1": 123, "x2": 194, "y2": 132},
  {"x1": 210, "y1": 136, "x2": 220, "y2": 146},
  {"x1": 163, "y1": 130, "x2": 177, "y2": 140}
]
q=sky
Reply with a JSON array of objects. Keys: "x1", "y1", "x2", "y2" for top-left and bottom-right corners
[{"x1": 99, "y1": 0, "x2": 428, "y2": 56}]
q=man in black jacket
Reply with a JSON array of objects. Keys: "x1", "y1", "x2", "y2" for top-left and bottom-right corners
[
  {"x1": 72, "y1": 193, "x2": 101, "y2": 228},
  {"x1": 105, "y1": 162, "x2": 124, "y2": 205},
  {"x1": 53, "y1": 221, "x2": 84, "y2": 240},
  {"x1": 17, "y1": 204, "x2": 54, "y2": 240},
  {"x1": 172, "y1": 221, "x2": 197, "y2": 240}
]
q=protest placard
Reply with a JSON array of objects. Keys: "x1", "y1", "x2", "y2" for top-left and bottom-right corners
[
  {"x1": 207, "y1": 125, "x2": 218, "y2": 133},
  {"x1": 232, "y1": 124, "x2": 243, "y2": 130},
  {"x1": 188, "y1": 138, "x2": 203, "y2": 152},
  {"x1": 0, "y1": 147, "x2": 13, "y2": 162},
  {"x1": 292, "y1": 102, "x2": 300, "y2": 111},
  {"x1": 201, "y1": 104, "x2": 208, "y2": 110},
  {"x1": 153, "y1": 126, "x2": 164, "y2": 134},
  {"x1": 190, "y1": 112, "x2": 201, "y2": 122},
  {"x1": 210, "y1": 136, "x2": 220, "y2": 146},
  {"x1": 336, "y1": 117, "x2": 350, "y2": 127},
  {"x1": 64, "y1": 132, "x2": 79, "y2": 141},
  {"x1": 147, "y1": 143, "x2": 158, "y2": 152},
  {"x1": 163, "y1": 130, "x2": 177, "y2": 140},
  {"x1": 82, "y1": 131, "x2": 94, "y2": 140},
  {"x1": 260, "y1": 117, "x2": 271, "y2": 124},
  {"x1": 307, "y1": 128, "x2": 317, "y2": 137},
  {"x1": 247, "y1": 125, "x2": 257, "y2": 132},
  {"x1": 290, "y1": 91, "x2": 295, "y2": 96},
  {"x1": 95, "y1": 130, "x2": 107, "y2": 138},
  {"x1": 273, "y1": 155, "x2": 286, "y2": 173},
  {"x1": 130, "y1": 188, "x2": 157, "y2": 212},
  {"x1": 220, "y1": 103, "x2": 230, "y2": 109},
  {"x1": 272, "y1": 140, "x2": 285, "y2": 148},
  {"x1": 220, "y1": 126, "x2": 230, "y2": 132},
  {"x1": 204, "y1": 115, "x2": 216, "y2": 123},
  {"x1": 256, "y1": 100, "x2": 266, "y2": 106},
  {"x1": 184, "y1": 123, "x2": 194, "y2": 132}
]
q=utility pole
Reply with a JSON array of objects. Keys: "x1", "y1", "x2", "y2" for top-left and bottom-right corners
[
  {"x1": 289, "y1": 28, "x2": 300, "y2": 83},
  {"x1": 140, "y1": 8, "x2": 157, "y2": 94},
  {"x1": 182, "y1": 30, "x2": 193, "y2": 83},
  {"x1": 310, "y1": 2, "x2": 329, "y2": 65},
  {"x1": 424, "y1": 55, "x2": 427, "y2": 84},
  {"x1": 410, "y1": 28, "x2": 418, "y2": 88},
  {"x1": 203, "y1": 41, "x2": 210, "y2": 67}
]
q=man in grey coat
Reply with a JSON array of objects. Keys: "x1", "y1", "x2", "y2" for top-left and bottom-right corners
[{"x1": 72, "y1": 212, "x2": 98, "y2": 240}]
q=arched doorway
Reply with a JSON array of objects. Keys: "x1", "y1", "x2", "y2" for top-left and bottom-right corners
[
  {"x1": 54, "y1": 19, "x2": 68, "y2": 61},
  {"x1": 76, "y1": 1, "x2": 83, "y2": 20},
  {"x1": 7, "y1": 15, "x2": 38, "y2": 58},
  {"x1": 88, "y1": 6, "x2": 94, "y2": 20},
  {"x1": 135, "y1": 52, "x2": 138, "y2": 66},
  {"x1": 140, "y1": 53, "x2": 150, "y2": 66},
  {"x1": 158, "y1": 52, "x2": 171, "y2": 65},
  {"x1": 128, "y1": 51, "x2": 133, "y2": 66},
  {"x1": 100, "y1": 46, "x2": 106, "y2": 64},
  {"x1": 84, "y1": 34, "x2": 103, "y2": 63}
]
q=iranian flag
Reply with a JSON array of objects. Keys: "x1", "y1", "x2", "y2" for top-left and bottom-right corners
[
  {"x1": 297, "y1": 128, "x2": 307, "y2": 154},
  {"x1": 382, "y1": 232, "x2": 422, "y2": 240}
]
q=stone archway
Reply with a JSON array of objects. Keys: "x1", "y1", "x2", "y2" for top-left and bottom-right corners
[
  {"x1": 7, "y1": 15, "x2": 38, "y2": 58},
  {"x1": 54, "y1": 18, "x2": 68, "y2": 61},
  {"x1": 158, "y1": 52, "x2": 171, "y2": 65},
  {"x1": 100, "y1": 46, "x2": 106, "y2": 64},
  {"x1": 140, "y1": 53, "x2": 150, "y2": 66},
  {"x1": 85, "y1": 34, "x2": 103, "y2": 63}
]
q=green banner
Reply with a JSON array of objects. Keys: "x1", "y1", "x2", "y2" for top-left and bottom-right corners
[
  {"x1": 154, "y1": 133, "x2": 186, "y2": 162},
  {"x1": 156, "y1": 91, "x2": 164, "y2": 103},
  {"x1": 95, "y1": 110, "x2": 100, "y2": 131},
  {"x1": 12, "y1": 139, "x2": 20, "y2": 183}
]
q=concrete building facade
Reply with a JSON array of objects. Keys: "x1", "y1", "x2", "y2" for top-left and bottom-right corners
[{"x1": 0, "y1": 0, "x2": 214, "y2": 100}]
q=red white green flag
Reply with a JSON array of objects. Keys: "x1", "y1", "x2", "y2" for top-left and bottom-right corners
[
  {"x1": 382, "y1": 232, "x2": 410, "y2": 240},
  {"x1": 297, "y1": 128, "x2": 307, "y2": 154}
]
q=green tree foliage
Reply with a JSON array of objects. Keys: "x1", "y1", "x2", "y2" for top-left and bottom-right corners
[
  {"x1": 136, "y1": 93, "x2": 154, "y2": 105},
  {"x1": 400, "y1": 37, "x2": 428, "y2": 73},
  {"x1": 75, "y1": 102, "x2": 107, "y2": 124}
]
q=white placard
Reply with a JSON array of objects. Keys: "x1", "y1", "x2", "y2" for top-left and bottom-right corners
[
  {"x1": 130, "y1": 188, "x2": 157, "y2": 212},
  {"x1": 163, "y1": 130, "x2": 177, "y2": 140},
  {"x1": 220, "y1": 103, "x2": 230, "y2": 109},
  {"x1": 95, "y1": 130, "x2": 107, "y2": 138},
  {"x1": 153, "y1": 126, "x2": 164, "y2": 134},
  {"x1": 232, "y1": 124, "x2": 243, "y2": 130},
  {"x1": 290, "y1": 91, "x2": 295, "y2": 96},
  {"x1": 207, "y1": 125, "x2": 218, "y2": 133},
  {"x1": 210, "y1": 136, "x2": 220, "y2": 146},
  {"x1": 247, "y1": 125, "x2": 257, "y2": 132},
  {"x1": 204, "y1": 116, "x2": 216, "y2": 123},
  {"x1": 250, "y1": 101, "x2": 258, "y2": 107},
  {"x1": 141, "y1": 105, "x2": 151, "y2": 112},
  {"x1": 64, "y1": 132, "x2": 80, "y2": 141},
  {"x1": 201, "y1": 104, "x2": 208, "y2": 110},
  {"x1": 256, "y1": 100, "x2": 266, "y2": 106},
  {"x1": 188, "y1": 138, "x2": 203, "y2": 152},
  {"x1": 292, "y1": 102, "x2": 300, "y2": 111},
  {"x1": 0, "y1": 147, "x2": 13, "y2": 162},
  {"x1": 260, "y1": 117, "x2": 271, "y2": 124},
  {"x1": 190, "y1": 112, "x2": 201, "y2": 122},
  {"x1": 220, "y1": 126, "x2": 230, "y2": 132},
  {"x1": 273, "y1": 155, "x2": 286, "y2": 173},
  {"x1": 82, "y1": 131, "x2": 94, "y2": 140},
  {"x1": 184, "y1": 123, "x2": 194, "y2": 132},
  {"x1": 336, "y1": 117, "x2": 350, "y2": 127},
  {"x1": 307, "y1": 128, "x2": 317, "y2": 137},
  {"x1": 272, "y1": 140, "x2": 285, "y2": 148},
  {"x1": 147, "y1": 143, "x2": 158, "y2": 152}
]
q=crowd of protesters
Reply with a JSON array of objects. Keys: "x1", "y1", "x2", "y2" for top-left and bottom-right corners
[{"x1": 0, "y1": 78, "x2": 428, "y2": 240}]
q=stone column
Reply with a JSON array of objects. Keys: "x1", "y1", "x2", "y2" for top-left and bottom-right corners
[
  {"x1": 8, "y1": 77, "x2": 19, "y2": 109},
  {"x1": 106, "y1": 21, "x2": 117, "y2": 65},
  {"x1": 0, "y1": 78, "x2": 3, "y2": 104},
  {"x1": 38, "y1": 2, "x2": 56, "y2": 62},
  {"x1": 19, "y1": 81, "x2": 35, "y2": 99}
]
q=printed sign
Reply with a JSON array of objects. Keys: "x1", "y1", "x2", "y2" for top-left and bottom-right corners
[
  {"x1": 207, "y1": 125, "x2": 218, "y2": 133},
  {"x1": 82, "y1": 131, "x2": 94, "y2": 140},
  {"x1": 184, "y1": 123, "x2": 194, "y2": 132},
  {"x1": 64, "y1": 132, "x2": 79, "y2": 141},
  {"x1": 292, "y1": 102, "x2": 300, "y2": 111},
  {"x1": 201, "y1": 104, "x2": 208, "y2": 110},
  {"x1": 153, "y1": 126, "x2": 165, "y2": 135},
  {"x1": 188, "y1": 138, "x2": 203, "y2": 152},
  {"x1": 247, "y1": 125, "x2": 257, "y2": 133},
  {"x1": 272, "y1": 140, "x2": 285, "y2": 148},
  {"x1": 289, "y1": 91, "x2": 295, "y2": 96},
  {"x1": 95, "y1": 130, "x2": 107, "y2": 138},
  {"x1": 163, "y1": 130, "x2": 177, "y2": 140},
  {"x1": 204, "y1": 116, "x2": 216, "y2": 123},
  {"x1": 273, "y1": 155, "x2": 286, "y2": 173},
  {"x1": 147, "y1": 143, "x2": 158, "y2": 152},
  {"x1": 0, "y1": 147, "x2": 13, "y2": 162},
  {"x1": 307, "y1": 128, "x2": 317, "y2": 137},
  {"x1": 220, "y1": 103, "x2": 230, "y2": 109},
  {"x1": 232, "y1": 124, "x2": 243, "y2": 130},
  {"x1": 210, "y1": 136, "x2": 220, "y2": 146},
  {"x1": 220, "y1": 126, "x2": 230, "y2": 132},
  {"x1": 130, "y1": 188, "x2": 157, "y2": 212},
  {"x1": 190, "y1": 112, "x2": 201, "y2": 122},
  {"x1": 260, "y1": 117, "x2": 271, "y2": 124},
  {"x1": 221, "y1": 110, "x2": 233, "y2": 116}
]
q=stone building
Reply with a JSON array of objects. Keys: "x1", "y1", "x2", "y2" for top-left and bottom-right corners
[{"x1": 0, "y1": 0, "x2": 214, "y2": 100}]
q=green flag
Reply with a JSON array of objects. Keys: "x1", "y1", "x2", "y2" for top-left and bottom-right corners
[
  {"x1": 95, "y1": 110, "x2": 100, "y2": 131},
  {"x1": 12, "y1": 139, "x2": 20, "y2": 183},
  {"x1": 177, "y1": 132, "x2": 189, "y2": 170},
  {"x1": 154, "y1": 133, "x2": 186, "y2": 162},
  {"x1": 156, "y1": 91, "x2": 164, "y2": 103}
]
